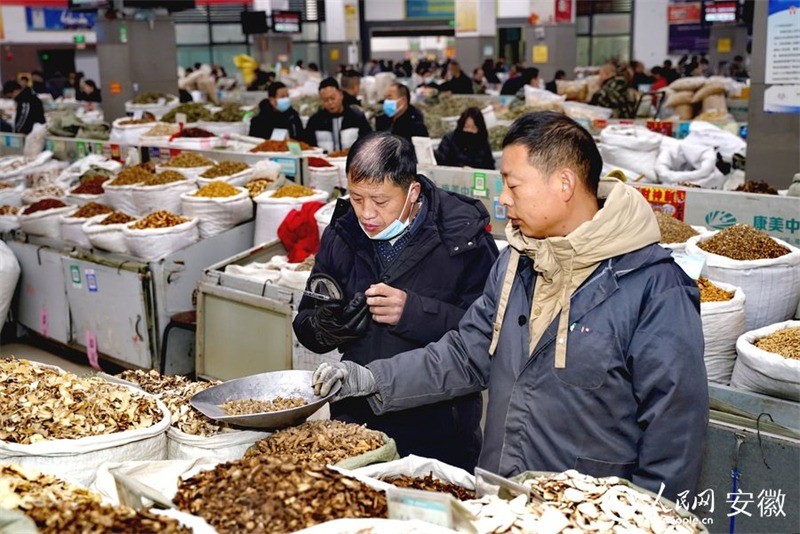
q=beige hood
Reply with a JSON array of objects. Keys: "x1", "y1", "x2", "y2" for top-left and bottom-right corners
[{"x1": 489, "y1": 178, "x2": 660, "y2": 368}]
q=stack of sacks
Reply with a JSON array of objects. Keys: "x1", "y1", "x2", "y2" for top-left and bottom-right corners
[{"x1": 664, "y1": 76, "x2": 730, "y2": 120}]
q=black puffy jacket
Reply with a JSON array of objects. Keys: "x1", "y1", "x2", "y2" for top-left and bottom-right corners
[
  {"x1": 293, "y1": 174, "x2": 498, "y2": 470},
  {"x1": 248, "y1": 99, "x2": 304, "y2": 140}
]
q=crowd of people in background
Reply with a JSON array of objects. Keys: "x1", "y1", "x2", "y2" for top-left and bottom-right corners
[{"x1": 1, "y1": 50, "x2": 749, "y2": 162}]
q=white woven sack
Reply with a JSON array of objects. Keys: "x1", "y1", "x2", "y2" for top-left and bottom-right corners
[
  {"x1": 350, "y1": 454, "x2": 476, "y2": 491},
  {"x1": 701, "y1": 281, "x2": 746, "y2": 385},
  {"x1": 61, "y1": 212, "x2": 106, "y2": 249},
  {"x1": 250, "y1": 159, "x2": 282, "y2": 181},
  {"x1": 92, "y1": 457, "x2": 221, "y2": 506},
  {"x1": 563, "y1": 101, "x2": 613, "y2": 121},
  {"x1": 0, "y1": 383, "x2": 171, "y2": 487},
  {"x1": 110, "y1": 118, "x2": 158, "y2": 144},
  {"x1": 196, "y1": 168, "x2": 253, "y2": 188},
  {"x1": 315, "y1": 199, "x2": 338, "y2": 239},
  {"x1": 18, "y1": 205, "x2": 74, "y2": 238},
  {"x1": 599, "y1": 125, "x2": 663, "y2": 182},
  {"x1": 64, "y1": 192, "x2": 105, "y2": 207},
  {"x1": 731, "y1": 320, "x2": 800, "y2": 401},
  {"x1": 169, "y1": 137, "x2": 220, "y2": 151},
  {"x1": 655, "y1": 140, "x2": 725, "y2": 188},
  {"x1": 279, "y1": 267, "x2": 312, "y2": 290},
  {"x1": 123, "y1": 218, "x2": 200, "y2": 261},
  {"x1": 253, "y1": 189, "x2": 329, "y2": 246},
  {"x1": 180, "y1": 187, "x2": 253, "y2": 238},
  {"x1": 104, "y1": 184, "x2": 140, "y2": 216},
  {"x1": 83, "y1": 220, "x2": 131, "y2": 254},
  {"x1": 133, "y1": 180, "x2": 198, "y2": 216},
  {"x1": 196, "y1": 120, "x2": 247, "y2": 137},
  {"x1": 325, "y1": 156, "x2": 348, "y2": 188},
  {"x1": 166, "y1": 427, "x2": 269, "y2": 461},
  {"x1": 0, "y1": 183, "x2": 24, "y2": 206},
  {"x1": 157, "y1": 164, "x2": 214, "y2": 181},
  {"x1": 307, "y1": 166, "x2": 339, "y2": 194},
  {"x1": 686, "y1": 233, "x2": 800, "y2": 331},
  {"x1": 0, "y1": 214, "x2": 20, "y2": 233},
  {"x1": 0, "y1": 241, "x2": 20, "y2": 325}
]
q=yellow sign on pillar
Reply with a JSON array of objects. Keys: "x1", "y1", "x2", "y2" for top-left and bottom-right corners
[
  {"x1": 717, "y1": 38, "x2": 732, "y2": 53},
  {"x1": 533, "y1": 45, "x2": 549, "y2": 63},
  {"x1": 330, "y1": 49, "x2": 340, "y2": 61}
]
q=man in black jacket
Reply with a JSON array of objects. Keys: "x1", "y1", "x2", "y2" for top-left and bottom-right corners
[
  {"x1": 293, "y1": 132, "x2": 498, "y2": 470},
  {"x1": 501, "y1": 67, "x2": 539, "y2": 96},
  {"x1": 3, "y1": 81, "x2": 45, "y2": 135},
  {"x1": 439, "y1": 60, "x2": 474, "y2": 95},
  {"x1": 248, "y1": 81, "x2": 304, "y2": 140},
  {"x1": 375, "y1": 83, "x2": 428, "y2": 142},
  {"x1": 303, "y1": 77, "x2": 372, "y2": 151},
  {"x1": 341, "y1": 70, "x2": 362, "y2": 108}
]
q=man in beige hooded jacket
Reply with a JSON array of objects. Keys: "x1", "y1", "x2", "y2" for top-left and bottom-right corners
[{"x1": 313, "y1": 112, "x2": 709, "y2": 500}]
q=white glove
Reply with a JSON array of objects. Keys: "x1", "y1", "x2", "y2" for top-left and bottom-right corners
[{"x1": 312, "y1": 361, "x2": 376, "y2": 400}]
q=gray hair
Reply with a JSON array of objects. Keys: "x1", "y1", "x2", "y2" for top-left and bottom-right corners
[{"x1": 346, "y1": 131, "x2": 417, "y2": 188}]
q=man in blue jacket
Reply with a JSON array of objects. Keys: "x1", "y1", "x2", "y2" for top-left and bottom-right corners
[
  {"x1": 313, "y1": 112, "x2": 709, "y2": 500},
  {"x1": 294, "y1": 132, "x2": 498, "y2": 470}
]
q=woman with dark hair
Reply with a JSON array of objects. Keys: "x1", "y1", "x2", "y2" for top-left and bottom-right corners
[{"x1": 434, "y1": 107, "x2": 495, "y2": 169}]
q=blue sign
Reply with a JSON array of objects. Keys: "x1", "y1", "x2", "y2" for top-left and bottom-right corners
[
  {"x1": 405, "y1": 0, "x2": 454, "y2": 20},
  {"x1": 26, "y1": 8, "x2": 96, "y2": 31}
]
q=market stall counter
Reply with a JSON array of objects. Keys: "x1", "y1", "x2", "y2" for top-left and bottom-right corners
[
  {"x1": 3, "y1": 221, "x2": 254, "y2": 374},
  {"x1": 196, "y1": 239, "x2": 338, "y2": 382}
]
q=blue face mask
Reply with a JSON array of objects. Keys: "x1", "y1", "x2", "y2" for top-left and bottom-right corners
[
  {"x1": 383, "y1": 99, "x2": 398, "y2": 118},
  {"x1": 276, "y1": 97, "x2": 291, "y2": 112},
  {"x1": 359, "y1": 185, "x2": 415, "y2": 240}
]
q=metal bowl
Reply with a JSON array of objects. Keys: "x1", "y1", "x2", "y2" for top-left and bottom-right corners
[{"x1": 189, "y1": 370, "x2": 340, "y2": 429}]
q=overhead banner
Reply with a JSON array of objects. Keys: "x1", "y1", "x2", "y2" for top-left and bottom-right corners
[
  {"x1": 406, "y1": 0, "x2": 455, "y2": 20},
  {"x1": 26, "y1": 8, "x2": 96, "y2": 31}
]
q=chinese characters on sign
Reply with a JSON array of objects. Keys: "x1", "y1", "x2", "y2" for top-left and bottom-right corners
[
  {"x1": 674, "y1": 487, "x2": 787, "y2": 521},
  {"x1": 635, "y1": 186, "x2": 688, "y2": 220}
]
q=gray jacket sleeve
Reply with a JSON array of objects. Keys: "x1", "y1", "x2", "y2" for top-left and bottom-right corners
[
  {"x1": 366, "y1": 250, "x2": 508, "y2": 414},
  {"x1": 628, "y1": 284, "x2": 709, "y2": 497}
]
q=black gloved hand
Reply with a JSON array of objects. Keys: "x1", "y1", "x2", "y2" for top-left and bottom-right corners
[{"x1": 310, "y1": 292, "x2": 370, "y2": 348}]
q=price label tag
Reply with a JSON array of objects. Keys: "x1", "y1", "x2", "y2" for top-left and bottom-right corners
[
  {"x1": 133, "y1": 110, "x2": 144, "y2": 120},
  {"x1": 387, "y1": 487, "x2": 455, "y2": 529},
  {"x1": 70, "y1": 265, "x2": 82, "y2": 287},
  {"x1": 472, "y1": 171, "x2": 487, "y2": 191},
  {"x1": 86, "y1": 269, "x2": 98, "y2": 292},
  {"x1": 273, "y1": 157, "x2": 297, "y2": 177},
  {"x1": 40, "y1": 307, "x2": 49, "y2": 338},
  {"x1": 270, "y1": 128, "x2": 289, "y2": 141},
  {"x1": 76, "y1": 141, "x2": 88, "y2": 157},
  {"x1": 157, "y1": 98, "x2": 166, "y2": 106},
  {"x1": 472, "y1": 188, "x2": 488, "y2": 198},
  {"x1": 671, "y1": 252, "x2": 706, "y2": 280},
  {"x1": 287, "y1": 141, "x2": 302, "y2": 156},
  {"x1": 493, "y1": 197, "x2": 507, "y2": 220},
  {"x1": 85, "y1": 331, "x2": 101, "y2": 371},
  {"x1": 176, "y1": 113, "x2": 187, "y2": 125}
]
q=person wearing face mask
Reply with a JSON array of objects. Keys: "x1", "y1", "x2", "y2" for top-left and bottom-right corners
[
  {"x1": 311, "y1": 113, "x2": 709, "y2": 501},
  {"x1": 375, "y1": 83, "x2": 429, "y2": 143},
  {"x1": 434, "y1": 107, "x2": 495, "y2": 169},
  {"x1": 248, "y1": 82, "x2": 304, "y2": 140},
  {"x1": 293, "y1": 132, "x2": 498, "y2": 470},
  {"x1": 303, "y1": 77, "x2": 372, "y2": 151}
]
